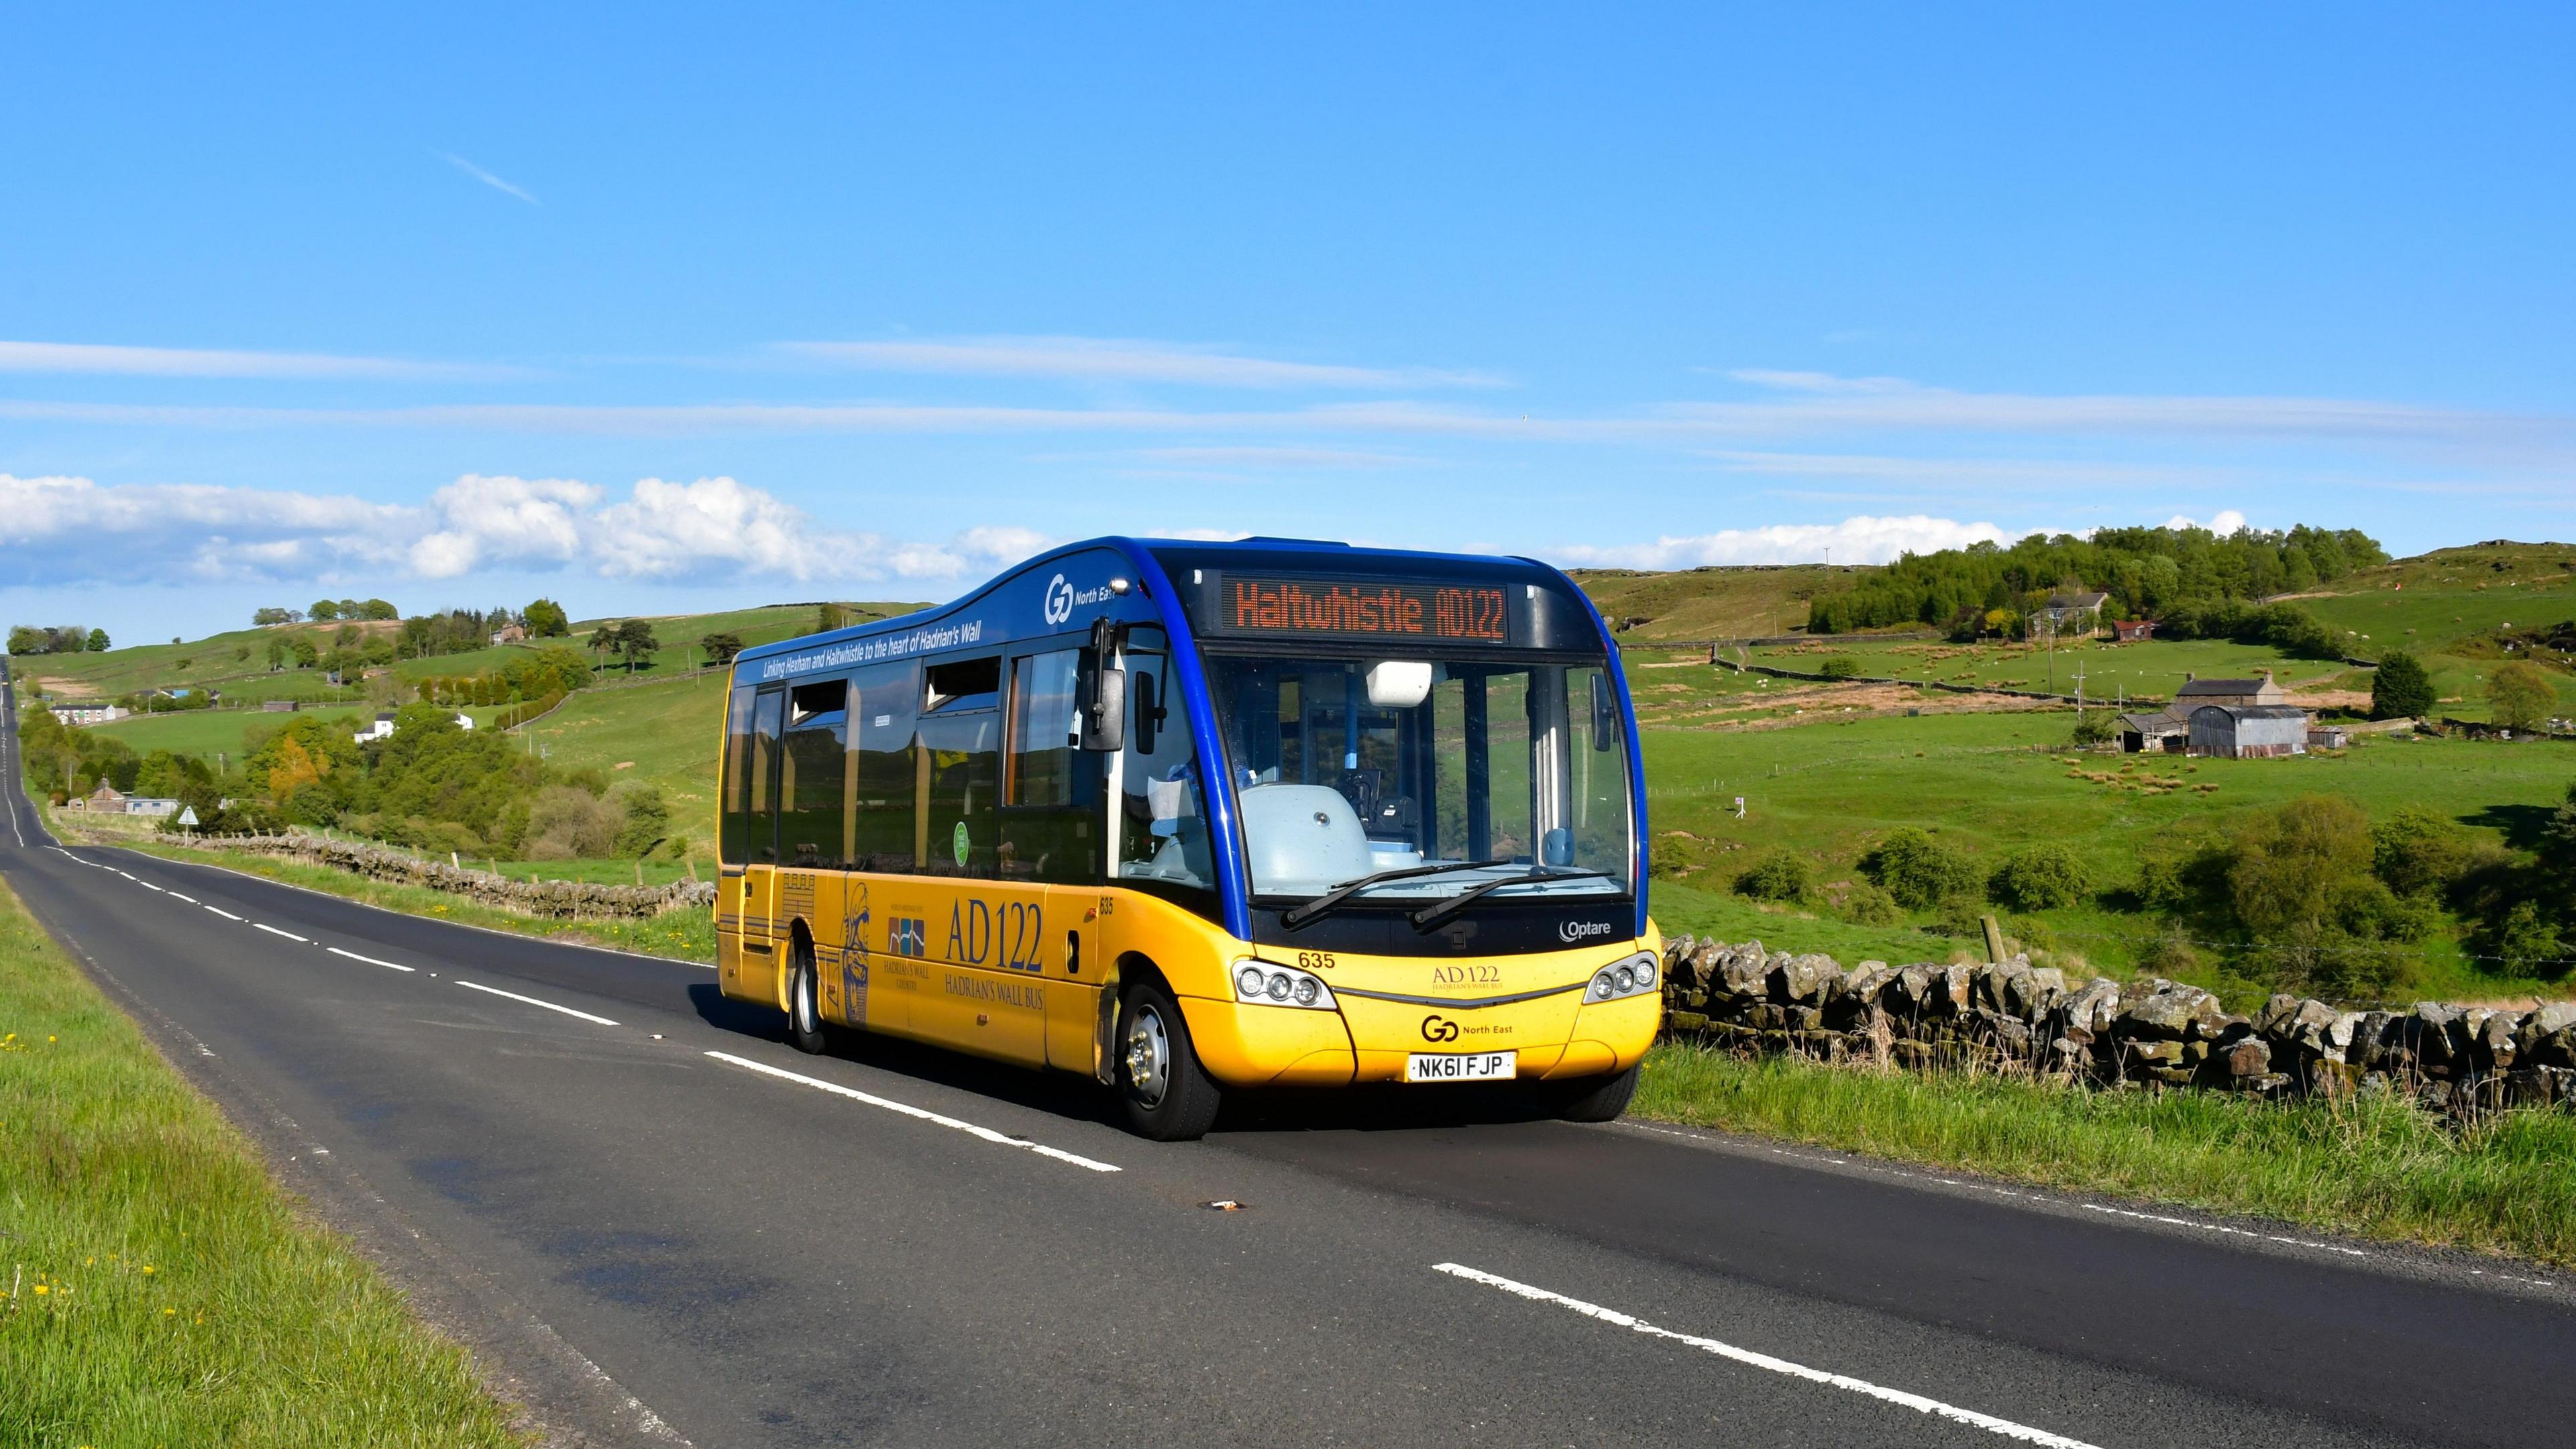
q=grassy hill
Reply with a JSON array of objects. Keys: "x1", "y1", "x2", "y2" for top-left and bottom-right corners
[
  {"x1": 1571, "y1": 564, "x2": 1867, "y2": 642},
  {"x1": 2297, "y1": 541, "x2": 2576, "y2": 720}
]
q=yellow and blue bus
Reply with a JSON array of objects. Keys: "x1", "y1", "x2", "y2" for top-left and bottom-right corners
[{"x1": 714, "y1": 537, "x2": 1659, "y2": 1139}]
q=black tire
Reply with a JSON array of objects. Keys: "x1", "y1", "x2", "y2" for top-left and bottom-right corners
[
  {"x1": 1115, "y1": 980, "x2": 1223, "y2": 1141},
  {"x1": 786, "y1": 947, "x2": 828, "y2": 1055},
  {"x1": 1549, "y1": 1063, "x2": 1640, "y2": 1123}
]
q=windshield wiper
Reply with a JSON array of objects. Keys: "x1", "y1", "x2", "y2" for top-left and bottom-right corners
[
  {"x1": 1281, "y1": 858, "x2": 1512, "y2": 930},
  {"x1": 1408, "y1": 867, "x2": 1615, "y2": 934}
]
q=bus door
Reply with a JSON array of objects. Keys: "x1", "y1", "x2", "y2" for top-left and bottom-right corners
[{"x1": 739, "y1": 685, "x2": 788, "y2": 1006}]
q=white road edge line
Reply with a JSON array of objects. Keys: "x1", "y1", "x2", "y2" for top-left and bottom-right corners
[
  {"x1": 327, "y1": 945, "x2": 417, "y2": 973},
  {"x1": 1433, "y1": 1263, "x2": 2104, "y2": 1449},
  {"x1": 205, "y1": 906, "x2": 244, "y2": 922},
  {"x1": 252, "y1": 922, "x2": 312, "y2": 943},
  {"x1": 453, "y1": 979, "x2": 619, "y2": 1026},
  {"x1": 702, "y1": 1050, "x2": 1121, "y2": 1174}
]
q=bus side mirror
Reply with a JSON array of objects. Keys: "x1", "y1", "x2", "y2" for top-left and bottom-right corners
[
  {"x1": 1077, "y1": 651, "x2": 1125, "y2": 751},
  {"x1": 1590, "y1": 672, "x2": 1619, "y2": 750}
]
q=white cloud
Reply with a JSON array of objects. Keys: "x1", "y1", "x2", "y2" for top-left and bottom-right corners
[
  {"x1": 409, "y1": 474, "x2": 601, "y2": 578},
  {"x1": 0, "y1": 340, "x2": 518, "y2": 382},
  {"x1": 1550, "y1": 515, "x2": 2025, "y2": 570},
  {"x1": 0, "y1": 472, "x2": 1025, "y2": 588},
  {"x1": 436, "y1": 151, "x2": 539, "y2": 205},
  {"x1": 2161, "y1": 509, "x2": 2250, "y2": 536},
  {"x1": 779, "y1": 336, "x2": 1499, "y2": 390}
]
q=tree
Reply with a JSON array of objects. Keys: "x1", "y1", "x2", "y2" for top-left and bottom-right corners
[
  {"x1": 309, "y1": 599, "x2": 341, "y2": 621},
  {"x1": 2072, "y1": 710, "x2": 2116, "y2": 747},
  {"x1": 86, "y1": 629, "x2": 109, "y2": 652},
  {"x1": 615, "y1": 619, "x2": 659, "y2": 673},
  {"x1": 523, "y1": 598, "x2": 570, "y2": 637},
  {"x1": 588, "y1": 621, "x2": 621, "y2": 674},
  {"x1": 2229, "y1": 796, "x2": 2373, "y2": 934},
  {"x1": 2369, "y1": 651, "x2": 2434, "y2": 720},
  {"x1": 2488, "y1": 661, "x2": 2558, "y2": 732},
  {"x1": 700, "y1": 631, "x2": 745, "y2": 665},
  {"x1": 290, "y1": 636, "x2": 320, "y2": 668},
  {"x1": 5, "y1": 626, "x2": 42, "y2": 656},
  {"x1": 356, "y1": 598, "x2": 398, "y2": 621},
  {"x1": 265, "y1": 638, "x2": 288, "y2": 671},
  {"x1": 252, "y1": 606, "x2": 298, "y2": 626},
  {"x1": 1733, "y1": 849, "x2": 1815, "y2": 902}
]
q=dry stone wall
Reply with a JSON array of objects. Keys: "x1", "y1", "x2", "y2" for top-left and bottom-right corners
[
  {"x1": 1660, "y1": 935, "x2": 2576, "y2": 1115},
  {"x1": 191, "y1": 833, "x2": 716, "y2": 921}
]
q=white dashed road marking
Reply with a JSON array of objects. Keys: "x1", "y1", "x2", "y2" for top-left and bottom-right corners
[
  {"x1": 252, "y1": 922, "x2": 312, "y2": 943},
  {"x1": 1434, "y1": 1263, "x2": 2104, "y2": 1448},
  {"x1": 327, "y1": 946, "x2": 417, "y2": 973},
  {"x1": 205, "y1": 906, "x2": 244, "y2": 922},
  {"x1": 454, "y1": 979, "x2": 620, "y2": 1026},
  {"x1": 703, "y1": 1050, "x2": 1122, "y2": 1174}
]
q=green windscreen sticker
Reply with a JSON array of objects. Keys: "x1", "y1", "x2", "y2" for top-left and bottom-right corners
[{"x1": 952, "y1": 820, "x2": 970, "y2": 867}]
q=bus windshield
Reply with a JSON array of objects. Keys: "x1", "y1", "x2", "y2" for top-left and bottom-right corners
[{"x1": 1202, "y1": 652, "x2": 1632, "y2": 906}]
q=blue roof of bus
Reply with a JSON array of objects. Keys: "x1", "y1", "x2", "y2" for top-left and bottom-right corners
[{"x1": 730, "y1": 535, "x2": 1574, "y2": 665}]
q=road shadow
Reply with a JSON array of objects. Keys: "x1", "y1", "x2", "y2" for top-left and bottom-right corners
[
  {"x1": 686, "y1": 982, "x2": 1124, "y2": 1129},
  {"x1": 683, "y1": 982, "x2": 1568, "y2": 1138}
]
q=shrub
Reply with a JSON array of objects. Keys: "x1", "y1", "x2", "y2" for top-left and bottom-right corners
[
  {"x1": 1816, "y1": 656, "x2": 1860, "y2": 680},
  {"x1": 1732, "y1": 849, "x2": 1815, "y2": 903},
  {"x1": 2370, "y1": 651, "x2": 2434, "y2": 720},
  {"x1": 610, "y1": 782, "x2": 669, "y2": 859},
  {"x1": 2371, "y1": 805, "x2": 2473, "y2": 899},
  {"x1": 1859, "y1": 826, "x2": 1980, "y2": 908},
  {"x1": 2487, "y1": 661, "x2": 2559, "y2": 732},
  {"x1": 1988, "y1": 843, "x2": 2090, "y2": 911},
  {"x1": 523, "y1": 786, "x2": 622, "y2": 860},
  {"x1": 2228, "y1": 795, "x2": 2373, "y2": 935},
  {"x1": 2071, "y1": 710, "x2": 2115, "y2": 747},
  {"x1": 1834, "y1": 880, "x2": 1902, "y2": 925},
  {"x1": 2485, "y1": 900, "x2": 2569, "y2": 978}
]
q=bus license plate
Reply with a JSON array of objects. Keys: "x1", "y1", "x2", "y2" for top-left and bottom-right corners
[{"x1": 1405, "y1": 1051, "x2": 1517, "y2": 1083}]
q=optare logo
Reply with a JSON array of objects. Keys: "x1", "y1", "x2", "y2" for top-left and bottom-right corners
[
  {"x1": 1042, "y1": 574, "x2": 1075, "y2": 625},
  {"x1": 1559, "y1": 919, "x2": 1616, "y2": 943},
  {"x1": 1420, "y1": 1014, "x2": 1460, "y2": 1043}
]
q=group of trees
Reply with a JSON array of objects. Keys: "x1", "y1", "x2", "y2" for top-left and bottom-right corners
[
  {"x1": 7, "y1": 625, "x2": 107, "y2": 655},
  {"x1": 589, "y1": 620, "x2": 661, "y2": 672},
  {"x1": 2367, "y1": 651, "x2": 2564, "y2": 730},
  {"x1": 250, "y1": 598, "x2": 572, "y2": 640},
  {"x1": 412, "y1": 647, "x2": 592, "y2": 708},
  {"x1": 1806, "y1": 524, "x2": 2388, "y2": 639},
  {"x1": 240, "y1": 708, "x2": 673, "y2": 861}
]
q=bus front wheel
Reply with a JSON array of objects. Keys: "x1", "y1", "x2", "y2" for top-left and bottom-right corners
[
  {"x1": 786, "y1": 949, "x2": 828, "y2": 1055},
  {"x1": 1116, "y1": 982, "x2": 1222, "y2": 1142},
  {"x1": 1548, "y1": 1063, "x2": 1640, "y2": 1123}
]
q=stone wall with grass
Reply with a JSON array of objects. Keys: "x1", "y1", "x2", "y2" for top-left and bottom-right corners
[
  {"x1": 139, "y1": 830, "x2": 714, "y2": 921},
  {"x1": 1660, "y1": 935, "x2": 2576, "y2": 1115}
]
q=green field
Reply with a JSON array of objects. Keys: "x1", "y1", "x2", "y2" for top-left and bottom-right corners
[
  {"x1": 1573, "y1": 563, "x2": 1860, "y2": 641},
  {"x1": 1638, "y1": 706, "x2": 2573, "y2": 1001},
  {"x1": 519, "y1": 672, "x2": 731, "y2": 855},
  {"x1": 0, "y1": 877, "x2": 525, "y2": 1446}
]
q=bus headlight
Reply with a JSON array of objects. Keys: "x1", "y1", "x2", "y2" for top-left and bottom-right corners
[
  {"x1": 1231, "y1": 958, "x2": 1338, "y2": 1011},
  {"x1": 1586, "y1": 951, "x2": 1659, "y2": 1004}
]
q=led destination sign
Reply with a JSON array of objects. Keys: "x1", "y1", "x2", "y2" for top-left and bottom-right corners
[{"x1": 1217, "y1": 574, "x2": 1512, "y2": 643}]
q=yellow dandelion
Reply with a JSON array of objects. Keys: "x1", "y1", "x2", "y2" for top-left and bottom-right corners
[
  {"x1": 142, "y1": 1265, "x2": 155, "y2": 1275},
  {"x1": 164, "y1": 1307, "x2": 176, "y2": 1316},
  {"x1": 85, "y1": 1256, "x2": 95, "y2": 1265},
  {"x1": 32, "y1": 1285, "x2": 46, "y2": 1295}
]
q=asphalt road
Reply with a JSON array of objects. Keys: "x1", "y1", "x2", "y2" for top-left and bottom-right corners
[{"x1": 5, "y1": 672, "x2": 2573, "y2": 1448}]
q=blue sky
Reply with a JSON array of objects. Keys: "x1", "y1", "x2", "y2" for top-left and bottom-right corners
[{"x1": 5, "y1": 5, "x2": 2572, "y2": 641}]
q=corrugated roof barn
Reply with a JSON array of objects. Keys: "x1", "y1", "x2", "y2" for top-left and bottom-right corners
[{"x1": 2188, "y1": 704, "x2": 2309, "y2": 758}]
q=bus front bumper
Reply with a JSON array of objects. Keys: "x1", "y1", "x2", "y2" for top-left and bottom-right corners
[{"x1": 1179, "y1": 977, "x2": 1660, "y2": 1089}]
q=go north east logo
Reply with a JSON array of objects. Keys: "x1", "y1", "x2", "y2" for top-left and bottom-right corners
[{"x1": 1043, "y1": 573, "x2": 1114, "y2": 627}]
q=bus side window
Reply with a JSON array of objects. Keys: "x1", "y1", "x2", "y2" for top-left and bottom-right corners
[
  {"x1": 849, "y1": 659, "x2": 919, "y2": 871},
  {"x1": 1118, "y1": 654, "x2": 1211, "y2": 890},
  {"x1": 1001, "y1": 649, "x2": 1102, "y2": 883},
  {"x1": 747, "y1": 688, "x2": 785, "y2": 865},
  {"x1": 720, "y1": 685, "x2": 757, "y2": 864},
  {"x1": 918, "y1": 657, "x2": 1000, "y2": 877},
  {"x1": 781, "y1": 680, "x2": 849, "y2": 869}
]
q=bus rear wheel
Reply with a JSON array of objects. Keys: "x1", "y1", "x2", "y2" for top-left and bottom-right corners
[
  {"x1": 1116, "y1": 981, "x2": 1222, "y2": 1142},
  {"x1": 786, "y1": 949, "x2": 828, "y2": 1055},
  {"x1": 1548, "y1": 1063, "x2": 1640, "y2": 1123}
]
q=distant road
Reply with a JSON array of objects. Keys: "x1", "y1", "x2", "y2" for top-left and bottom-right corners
[{"x1": 3, "y1": 659, "x2": 2571, "y2": 1447}]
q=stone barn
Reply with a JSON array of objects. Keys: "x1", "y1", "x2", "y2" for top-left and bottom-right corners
[{"x1": 2188, "y1": 704, "x2": 2310, "y2": 758}]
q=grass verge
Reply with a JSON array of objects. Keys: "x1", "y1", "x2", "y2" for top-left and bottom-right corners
[
  {"x1": 1635, "y1": 1040, "x2": 2576, "y2": 1269},
  {"x1": 0, "y1": 876, "x2": 526, "y2": 1446}
]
